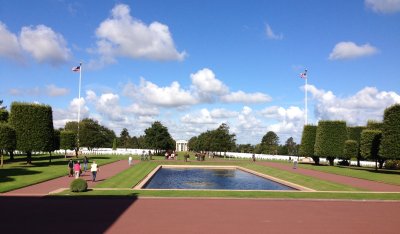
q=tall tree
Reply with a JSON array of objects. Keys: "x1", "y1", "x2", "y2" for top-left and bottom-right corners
[
  {"x1": 285, "y1": 137, "x2": 297, "y2": 155},
  {"x1": 210, "y1": 123, "x2": 236, "y2": 153},
  {"x1": 360, "y1": 130, "x2": 382, "y2": 170},
  {"x1": 261, "y1": 131, "x2": 279, "y2": 155},
  {"x1": 379, "y1": 104, "x2": 400, "y2": 161},
  {"x1": 60, "y1": 131, "x2": 77, "y2": 156},
  {"x1": 299, "y1": 125, "x2": 318, "y2": 164},
  {"x1": 9, "y1": 102, "x2": 54, "y2": 164},
  {"x1": 0, "y1": 100, "x2": 6, "y2": 110},
  {"x1": 119, "y1": 128, "x2": 130, "y2": 149},
  {"x1": 347, "y1": 126, "x2": 365, "y2": 167},
  {"x1": 79, "y1": 118, "x2": 116, "y2": 150},
  {"x1": 0, "y1": 109, "x2": 8, "y2": 123},
  {"x1": 144, "y1": 121, "x2": 175, "y2": 154},
  {"x1": 314, "y1": 120, "x2": 347, "y2": 166}
]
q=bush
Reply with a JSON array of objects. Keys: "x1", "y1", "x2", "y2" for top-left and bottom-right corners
[
  {"x1": 380, "y1": 104, "x2": 400, "y2": 160},
  {"x1": 70, "y1": 178, "x2": 88, "y2": 192},
  {"x1": 343, "y1": 140, "x2": 358, "y2": 161},
  {"x1": 299, "y1": 125, "x2": 318, "y2": 165},
  {"x1": 384, "y1": 160, "x2": 400, "y2": 170}
]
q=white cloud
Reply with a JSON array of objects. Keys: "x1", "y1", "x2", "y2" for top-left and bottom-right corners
[
  {"x1": 53, "y1": 97, "x2": 89, "y2": 129},
  {"x1": 19, "y1": 25, "x2": 71, "y2": 65},
  {"x1": 127, "y1": 103, "x2": 159, "y2": 116},
  {"x1": 307, "y1": 84, "x2": 400, "y2": 125},
  {"x1": 46, "y1": 84, "x2": 69, "y2": 97},
  {"x1": 365, "y1": 0, "x2": 400, "y2": 14},
  {"x1": 329, "y1": 41, "x2": 378, "y2": 60},
  {"x1": 265, "y1": 23, "x2": 283, "y2": 40},
  {"x1": 210, "y1": 108, "x2": 238, "y2": 118},
  {"x1": 0, "y1": 21, "x2": 23, "y2": 61},
  {"x1": 181, "y1": 108, "x2": 217, "y2": 124},
  {"x1": 92, "y1": 3, "x2": 185, "y2": 67},
  {"x1": 221, "y1": 90, "x2": 271, "y2": 103},
  {"x1": 191, "y1": 68, "x2": 229, "y2": 97}
]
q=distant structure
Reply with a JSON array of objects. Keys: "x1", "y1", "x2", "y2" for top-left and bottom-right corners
[{"x1": 175, "y1": 140, "x2": 188, "y2": 152}]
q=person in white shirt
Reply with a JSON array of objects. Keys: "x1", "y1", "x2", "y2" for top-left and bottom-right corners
[{"x1": 91, "y1": 161, "x2": 99, "y2": 182}]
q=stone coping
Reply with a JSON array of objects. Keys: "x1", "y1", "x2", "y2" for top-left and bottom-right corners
[{"x1": 134, "y1": 165, "x2": 315, "y2": 191}]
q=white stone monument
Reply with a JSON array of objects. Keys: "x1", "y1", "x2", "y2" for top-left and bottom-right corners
[{"x1": 176, "y1": 140, "x2": 188, "y2": 152}]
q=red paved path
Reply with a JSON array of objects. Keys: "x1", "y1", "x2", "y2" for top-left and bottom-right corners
[
  {"x1": 257, "y1": 161, "x2": 400, "y2": 192},
  {"x1": 0, "y1": 197, "x2": 399, "y2": 234},
  {"x1": 3, "y1": 159, "x2": 136, "y2": 196}
]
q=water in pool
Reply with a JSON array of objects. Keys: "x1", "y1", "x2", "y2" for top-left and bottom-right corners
[{"x1": 143, "y1": 167, "x2": 296, "y2": 190}]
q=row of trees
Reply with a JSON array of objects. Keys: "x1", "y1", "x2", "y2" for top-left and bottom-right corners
[
  {"x1": 299, "y1": 104, "x2": 400, "y2": 169},
  {"x1": 188, "y1": 123, "x2": 236, "y2": 153}
]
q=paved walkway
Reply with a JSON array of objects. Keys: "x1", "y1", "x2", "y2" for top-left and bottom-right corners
[
  {"x1": 257, "y1": 161, "x2": 400, "y2": 192},
  {"x1": 3, "y1": 159, "x2": 137, "y2": 196}
]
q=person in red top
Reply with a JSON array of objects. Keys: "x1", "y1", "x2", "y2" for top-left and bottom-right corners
[{"x1": 74, "y1": 161, "x2": 81, "y2": 179}]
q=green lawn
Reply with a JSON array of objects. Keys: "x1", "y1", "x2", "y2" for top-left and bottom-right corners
[
  {"x1": 0, "y1": 154, "x2": 124, "y2": 193},
  {"x1": 295, "y1": 162, "x2": 400, "y2": 186}
]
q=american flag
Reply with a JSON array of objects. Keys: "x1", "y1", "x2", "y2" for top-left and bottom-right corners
[
  {"x1": 300, "y1": 69, "x2": 307, "y2": 79},
  {"x1": 72, "y1": 65, "x2": 81, "y2": 72}
]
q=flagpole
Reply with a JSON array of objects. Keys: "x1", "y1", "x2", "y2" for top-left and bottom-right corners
[
  {"x1": 77, "y1": 62, "x2": 82, "y2": 150},
  {"x1": 305, "y1": 72, "x2": 308, "y2": 125}
]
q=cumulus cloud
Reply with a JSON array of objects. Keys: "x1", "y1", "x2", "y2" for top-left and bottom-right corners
[
  {"x1": 365, "y1": 0, "x2": 400, "y2": 14},
  {"x1": 19, "y1": 25, "x2": 71, "y2": 65},
  {"x1": 46, "y1": 84, "x2": 69, "y2": 96},
  {"x1": 0, "y1": 22, "x2": 23, "y2": 61},
  {"x1": 127, "y1": 103, "x2": 159, "y2": 116},
  {"x1": 265, "y1": 23, "x2": 283, "y2": 40},
  {"x1": 53, "y1": 97, "x2": 89, "y2": 129},
  {"x1": 91, "y1": 4, "x2": 185, "y2": 67},
  {"x1": 181, "y1": 108, "x2": 218, "y2": 124},
  {"x1": 306, "y1": 84, "x2": 400, "y2": 125},
  {"x1": 221, "y1": 91, "x2": 271, "y2": 103},
  {"x1": 261, "y1": 106, "x2": 305, "y2": 139},
  {"x1": 191, "y1": 68, "x2": 229, "y2": 98},
  {"x1": 329, "y1": 41, "x2": 378, "y2": 60},
  {"x1": 210, "y1": 108, "x2": 238, "y2": 118}
]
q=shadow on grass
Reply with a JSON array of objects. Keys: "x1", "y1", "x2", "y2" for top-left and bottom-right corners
[
  {"x1": 338, "y1": 166, "x2": 400, "y2": 175},
  {"x1": 0, "y1": 168, "x2": 41, "y2": 183},
  {"x1": 0, "y1": 194, "x2": 139, "y2": 234}
]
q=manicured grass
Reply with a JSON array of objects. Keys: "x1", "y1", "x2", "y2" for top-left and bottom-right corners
[
  {"x1": 295, "y1": 162, "x2": 400, "y2": 186},
  {"x1": 57, "y1": 189, "x2": 400, "y2": 200},
  {"x1": 0, "y1": 154, "x2": 123, "y2": 193}
]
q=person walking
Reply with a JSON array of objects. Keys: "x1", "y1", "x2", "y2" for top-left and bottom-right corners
[
  {"x1": 91, "y1": 161, "x2": 99, "y2": 182},
  {"x1": 68, "y1": 159, "x2": 74, "y2": 177},
  {"x1": 83, "y1": 156, "x2": 89, "y2": 172},
  {"x1": 252, "y1": 154, "x2": 256, "y2": 162},
  {"x1": 293, "y1": 158, "x2": 298, "y2": 169},
  {"x1": 128, "y1": 156, "x2": 132, "y2": 166},
  {"x1": 74, "y1": 161, "x2": 81, "y2": 179}
]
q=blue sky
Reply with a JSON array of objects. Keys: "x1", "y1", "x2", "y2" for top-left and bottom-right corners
[{"x1": 1, "y1": 0, "x2": 399, "y2": 144}]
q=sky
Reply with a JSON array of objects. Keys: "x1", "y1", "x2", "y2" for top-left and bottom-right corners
[{"x1": 0, "y1": 0, "x2": 399, "y2": 144}]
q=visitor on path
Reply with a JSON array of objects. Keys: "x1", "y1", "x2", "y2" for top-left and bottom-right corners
[
  {"x1": 128, "y1": 156, "x2": 132, "y2": 166},
  {"x1": 91, "y1": 161, "x2": 99, "y2": 182},
  {"x1": 252, "y1": 154, "x2": 256, "y2": 162},
  {"x1": 83, "y1": 156, "x2": 89, "y2": 172},
  {"x1": 74, "y1": 161, "x2": 81, "y2": 179},
  {"x1": 68, "y1": 159, "x2": 74, "y2": 177},
  {"x1": 293, "y1": 158, "x2": 298, "y2": 169}
]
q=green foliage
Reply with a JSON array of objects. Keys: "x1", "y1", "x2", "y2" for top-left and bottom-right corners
[
  {"x1": 0, "y1": 109, "x2": 9, "y2": 122},
  {"x1": 9, "y1": 102, "x2": 54, "y2": 161},
  {"x1": 188, "y1": 136, "x2": 199, "y2": 151},
  {"x1": 112, "y1": 138, "x2": 117, "y2": 150},
  {"x1": 380, "y1": 104, "x2": 400, "y2": 160},
  {"x1": 0, "y1": 100, "x2": 6, "y2": 110},
  {"x1": 0, "y1": 123, "x2": 16, "y2": 151},
  {"x1": 347, "y1": 126, "x2": 364, "y2": 144},
  {"x1": 284, "y1": 137, "x2": 297, "y2": 155},
  {"x1": 70, "y1": 178, "x2": 88, "y2": 192},
  {"x1": 119, "y1": 128, "x2": 130, "y2": 149},
  {"x1": 314, "y1": 121, "x2": 347, "y2": 165},
  {"x1": 261, "y1": 131, "x2": 279, "y2": 154},
  {"x1": 343, "y1": 140, "x2": 358, "y2": 160},
  {"x1": 189, "y1": 124, "x2": 236, "y2": 152},
  {"x1": 235, "y1": 144, "x2": 255, "y2": 153},
  {"x1": 79, "y1": 118, "x2": 116, "y2": 149},
  {"x1": 299, "y1": 125, "x2": 317, "y2": 157},
  {"x1": 60, "y1": 131, "x2": 76, "y2": 150},
  {"x1": 144, "y1": 121, "x2": 175, "y2": 151},
  {"x1": 360, "y1": 130, "x2": 382, "y2": 161},
  {"x1": 367, "y1": 120, "x2": 383, "y2": 131},
  {"x1": 52, "y1": 129, "x2": 60, "y2": 152},
  {"x1": 384, "y1": 160, "x2": 400, "y2": 170}
]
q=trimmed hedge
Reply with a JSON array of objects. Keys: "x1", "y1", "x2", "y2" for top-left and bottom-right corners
[
  {"x1": 60, "y1": 131, "x2": 76, "y2": 151},
  {"x1": 367, "y1": 120, "x2": 383, "y2": 131},
  {"x1": 299, "y1": 125, "x2": 318, "y2": 164},
  {"x1": 70, "y1": 178, "x2": 88, "y2": 192},
  {"x1": 343, "y1": 140, "x2": 358, "y2": 161},
  {"x1": 380, "y1": 104, "x2": 400, "y2": 160},
  {"x1": 0, "y1": 109, "x2": 8, "y2": 122},
  {"x1": 347, "y1": 126, "x2": 365, "y2": 166},
  {"x1": 360, "y1": 129, "x2": 382, "y2": 170},
  {"x1": 0, "y1": 123, "x2": 16, "y2": 151},
  {"x1": 314, "y1": 120, "x2": 347, "y2": 165}
]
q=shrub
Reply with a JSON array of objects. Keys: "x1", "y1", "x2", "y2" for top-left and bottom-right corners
[
  {"x1": 343, "y1": 140, "x2": 358, "y2": 161},
  {"x1": 360, "y1": 129, "x2": 382, "y2": 170},
  {"x1": 70, "y1": 178, "x2": 88, "y2": 192},
  {"x1": 314, "y1": 120, "x2": 347, "y2": 166},
  {"x1": 299, "y1": 125, "x2": 318, "y2": 164},
  {"x1": 367, "y1": 120, "x2": 383, "y2": 131},
  {"x1": 380, "y1": 104, "x2": 400, "y2": 160},
  {"x1": 384, "y1": 160, "x2": 400, "y2": 170}
]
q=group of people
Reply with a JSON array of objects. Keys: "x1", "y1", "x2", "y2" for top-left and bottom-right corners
[
  {"x1": 165, "y1": 150, "x2": 177, "y2": 160},
  {"x1": 67, "y1": 156, "x2": 99, "y2": 182}
]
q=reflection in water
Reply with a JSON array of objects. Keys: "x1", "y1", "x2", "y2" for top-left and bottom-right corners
[{"x1": 143, "y1": 168, "x2": 295, "y2": 190}]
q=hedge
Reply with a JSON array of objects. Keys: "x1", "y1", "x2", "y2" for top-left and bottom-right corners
[
  {"x1": 380, "y1": 104, "x2": 400, "y2": 160},
  {"x1": 299, "y1": 125, "x2": 318, "y2": 164}
]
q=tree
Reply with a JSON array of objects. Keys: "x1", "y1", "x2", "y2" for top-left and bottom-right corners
[
  {"x1": 379, "y1": 104, "x2": 400, "y2": 160},
  {"x1": 79, "y1": 118, "x2": 116, "y2": 150},
  {"x1": 0, "y1": 109, "x2": 8, "y2": 123},
  {"x1": 144, "y1": 121, "x2": 175, "y2": 154},
  {"x1": 285, "y1": 137, "x2": 297, "y2": 155},
  {"x1": 347, "y1": 126, "x2": 365, "y2": 167},
  {"x1": 261, "y1": 131, "x2": 279, "y2": 155},
  {"x1": 236, "y1": 144, "x2": 255, "y2": 153},
  {"x1": 119, "y1": 128, "x2": 130, "y2": 149},
  {"x1": 0, "y1": 100, "x2": 6, "y2": 110},
  {"x1": 209, "y1": 123, "x2": 236, "y2": 153},
  {"x1": 188, "y1": 136, "x2": 199, "y2": 152},
  {"x1": 299, "y1": 125, "x2": 318, "y2": 164},
  {"x1": 112, "y1": 138, "x2": 117, "y2": 150},
  {"x1": 9, "y1": 102, "x2": 54, "y2": 164},
  {"x1": 60, "y1": 131, "x2": 77, "y2": 156},
  {"x1": 367, "y1": 120, "x2": 383, "y2": 131},
  {"x1": 360, "y1": 130, "x2": 382, "y2": 170},
  {"x1": 343, "y1": 140, "x2": 358, "y2": 165},
  {"x1": 49, "y1": 129, "x2": 60, "y2": 163},
  {"x1": 0, "y1": 123, "x2": 16, "y2": 166},
  {"x1": 314, "y1": 120, "x2": 347, "y2": 166}
]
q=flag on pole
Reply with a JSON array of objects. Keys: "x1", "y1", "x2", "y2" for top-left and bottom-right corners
[
  {"x1": 72, "y1": 65, "x2": 81, "y2": 72},
  {"x1": 300, "y1": 69, "x2": 307, "y2": 79}
]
